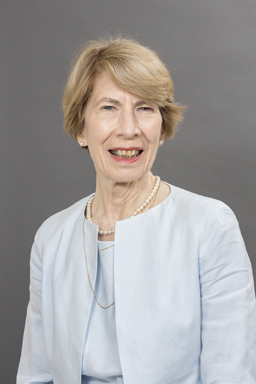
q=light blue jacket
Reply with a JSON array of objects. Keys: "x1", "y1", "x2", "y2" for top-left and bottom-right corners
[{"x1": 17, "y1": 182, "x2": 256, "y2": 384}]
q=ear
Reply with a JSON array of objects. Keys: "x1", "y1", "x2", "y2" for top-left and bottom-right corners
[
  {"x1": 76, "y1": 127, "x2": 88, "y2": 148},
  {"x1": 159, "y1": 126, "x2": 165, "y2": 144}
]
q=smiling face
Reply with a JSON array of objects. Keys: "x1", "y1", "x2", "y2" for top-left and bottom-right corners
[{"x1": 77, "y1": 71, "x2": 164, "y2": 185}]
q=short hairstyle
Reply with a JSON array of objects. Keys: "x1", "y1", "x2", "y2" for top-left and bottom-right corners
[{"x1": 63, "y1": 36, "x2": 186, "y2": 146}]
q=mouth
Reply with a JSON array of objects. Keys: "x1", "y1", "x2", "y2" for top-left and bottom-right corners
[{"x1": 108, "y1": 149, "x2": 143, "y2": 159}]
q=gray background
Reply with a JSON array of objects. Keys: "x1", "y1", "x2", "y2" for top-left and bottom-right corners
[{"x1": 1, "y1": 1, "x2": 256, "y2": 381}]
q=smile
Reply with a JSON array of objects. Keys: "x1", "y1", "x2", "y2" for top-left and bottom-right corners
[
  {"x1": 108, "y1": 149, "x2": 144, "y2": 164},
  {"x1": 109, "y1": 149, "x2": 143, "y2": 159}
]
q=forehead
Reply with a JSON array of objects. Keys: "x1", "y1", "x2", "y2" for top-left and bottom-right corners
[{"x1": 89, "y1": 71, "x2": 139, "y2": 104}]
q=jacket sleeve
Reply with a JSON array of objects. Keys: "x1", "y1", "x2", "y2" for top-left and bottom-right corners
[
  {"x1": 199, "y1": 202, "x2": 256, "y2": 384},
  {"x1": 16, "y1": 226, "x2": 53, "y2": 384}
]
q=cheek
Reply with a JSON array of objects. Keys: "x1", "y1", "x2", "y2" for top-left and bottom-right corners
[
  {"x1": 146, "y1": 119, "x2": 163, "y2": 144},
  {"x1": 86, "y1": 124, "x2": 109, "y2": 162},
  {"x1": 89, "y1": 117, "x2": 116, "y2": 143}
]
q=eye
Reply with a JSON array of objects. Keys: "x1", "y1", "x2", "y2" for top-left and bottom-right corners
[
  {"x1": 102, "y1": 105, "x2": 114, "y2": 110},
  {"x1": 139, "y1": 106, "x2": 154, "y2": 111}
]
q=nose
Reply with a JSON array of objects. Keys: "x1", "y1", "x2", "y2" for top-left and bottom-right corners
[{"x1": 117, "y1": 108, "x2": 140, "y2": 139}]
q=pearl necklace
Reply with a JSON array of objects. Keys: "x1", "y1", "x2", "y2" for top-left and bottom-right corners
[{"x1": 86, "y1": 176, "x2": 161, "y2": 235}]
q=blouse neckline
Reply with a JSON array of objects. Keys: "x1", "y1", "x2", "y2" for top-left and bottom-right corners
[{"x1": 98, "y1": 240, "x2": 115, "y2": 243}]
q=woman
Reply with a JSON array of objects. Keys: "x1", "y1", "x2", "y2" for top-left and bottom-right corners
[{"x1": 17, "y1": 37, "x2": 256, "y2": 384}]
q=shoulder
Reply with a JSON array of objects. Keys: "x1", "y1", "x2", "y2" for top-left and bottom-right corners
[
  {"x1": 168, "y1": 182, "x2": 236, "y2": 218},
  {"x1": 161, "y1": 181, "x2": 239, "y2": 236},
  {"x1": 164, "y1": 182, "x2": 246, "y2": 258}
]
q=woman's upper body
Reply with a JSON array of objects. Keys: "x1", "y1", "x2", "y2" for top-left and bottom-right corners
[
  {"x1": 17, "y1": 36, "x2": 256, "y2": 383},
  {"x1": 17, "y1": 181, "x2": 256, "y2": 384}
]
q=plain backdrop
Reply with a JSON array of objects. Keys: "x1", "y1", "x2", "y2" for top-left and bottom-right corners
[{"x1": 1, "y1": 1, "x2": 256, "y2": 381}]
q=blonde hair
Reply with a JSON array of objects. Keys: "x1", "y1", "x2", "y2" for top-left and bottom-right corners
[{"x1": 63, "y1": 36, "x2": 186, "y2": 143}]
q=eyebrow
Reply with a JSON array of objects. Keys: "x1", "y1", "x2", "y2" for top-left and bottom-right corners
[
  {"x1": 95, "y1": 98, "x2": 121, "y2": 107},
  {"x1": 94, "y1": 97, "x2": 151, "y2": 108}
]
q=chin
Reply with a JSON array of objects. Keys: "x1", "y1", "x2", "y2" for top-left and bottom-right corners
[{"x1": 107, "y1": 169, "x2": 149, "y2": 184}]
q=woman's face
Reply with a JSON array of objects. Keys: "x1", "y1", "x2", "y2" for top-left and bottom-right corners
[{"x1": 77, "y1": 71, "x2": 164, "y2": 184}]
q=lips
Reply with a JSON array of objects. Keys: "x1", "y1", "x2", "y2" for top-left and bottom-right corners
[
  {"x1": 108, "y1": 145, "x2": 144, "y2": 165},
  {"x1": 108, "y1": 148, "x2": 144, "y2": 163}
]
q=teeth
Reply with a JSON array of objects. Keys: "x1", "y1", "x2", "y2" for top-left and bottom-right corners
[{"x1": 110, "y1": 149, "x2": 142, "y2": 158}]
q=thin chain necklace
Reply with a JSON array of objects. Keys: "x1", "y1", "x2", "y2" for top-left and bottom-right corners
[
  {"x1": 99, "y1": 244, "x2": 114, "y2": 251},
  {"x1": 83, "y1": 176, "x2": 161, "y2": 309}
]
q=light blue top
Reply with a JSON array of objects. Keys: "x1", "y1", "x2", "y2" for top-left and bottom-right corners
[
  {"x1": 81, "y1": 240, "x2": 123, "y2": 383},
  {"x1": 16, "y1": 182, "x2": 256, "y2": 384}
]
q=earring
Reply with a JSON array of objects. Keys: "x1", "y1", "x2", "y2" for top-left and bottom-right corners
[
  {"x1": 159, "y1": 141, "x2": 163, "y2": 146},
  {"x1": 79, "y1": 142, "x2": 84, "y2": 147}
]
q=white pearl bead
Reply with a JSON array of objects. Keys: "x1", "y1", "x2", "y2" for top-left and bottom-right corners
[
  {"x1": 108, "y1": 231, "x2": 112, "y2": 235},
  {"x1": 104, "y1": 231, "x2": 108, "y2": 235},
  {"x1": 100, "y1": 230, "x2": 104, "y2": 235}
]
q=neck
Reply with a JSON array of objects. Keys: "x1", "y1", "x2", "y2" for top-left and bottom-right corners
[{"x1": 91, "y1": 171, "x2": 156, "y2": 225}]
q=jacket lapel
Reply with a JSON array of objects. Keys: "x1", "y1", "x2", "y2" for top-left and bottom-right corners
[
  {"x1": 52, "y1": 199, "x2": 99, "y2": 384},
  {"x1": 114, "y1": 212, "x2": 159, "y2": 383},
  {"x1": 113, "y1": 189, "x2": 174, "y2": 384}
]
